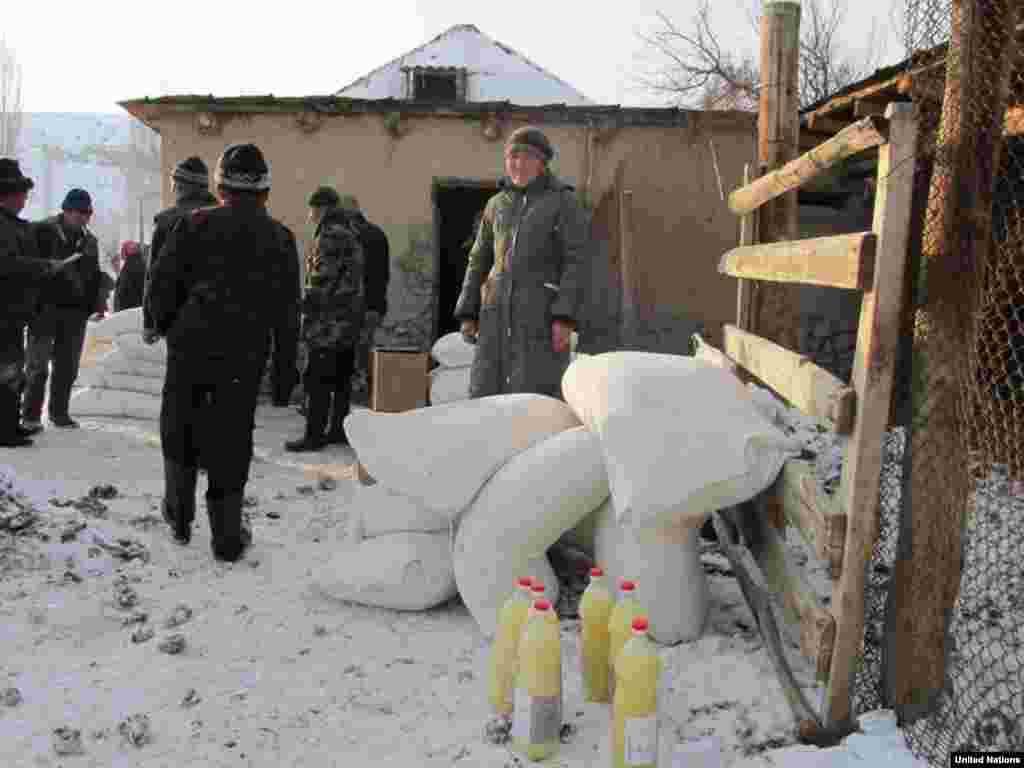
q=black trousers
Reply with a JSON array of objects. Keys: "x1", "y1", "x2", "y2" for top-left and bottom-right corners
[
  {"x1": 269, "y1": 327, "x2": 299, "y2": 403},
  {"x1": 305, "y1": 343, "x2": 356, "y2": 424},
  {"x1": 0, "y1": 323, "x2": 26, "y2": 438},
  {"x1": 160, "y1": 355, "x2": 264, "y2": 500},
  {"x1": 22, "y1": 306, "x2": 89, "y2": 422}
]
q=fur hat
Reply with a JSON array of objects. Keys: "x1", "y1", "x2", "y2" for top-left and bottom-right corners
[
  {"x1": 0, "y1": 158, "x2": 34, "y2": 194},
  {"x1": 214, "y1": 144, "x2": 271, "y2": 192},
  {"x1": 307, "y1": 185, "x2": 340, "y2": 208},
  {"x1": 61, "y1": 188, "x2": 93, "y2": 212},
  {"x1": 504, "y1": 126, "x2": 554, "y2": 162},
  {"x1": 172, "y1": 156, "x2": 209, "y2": 186}
]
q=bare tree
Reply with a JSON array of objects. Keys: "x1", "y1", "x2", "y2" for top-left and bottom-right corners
[
  {"x1": 1, "y1": 38, "x2": 24, "y2": 155},
  {"x1": 634, "y1": 0, "x2": 888, "y2": 111}
]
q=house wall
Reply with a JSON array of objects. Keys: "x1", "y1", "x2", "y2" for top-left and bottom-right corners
[{"x1": 150, "y1": 108, "x2": 756, "y2": 349}]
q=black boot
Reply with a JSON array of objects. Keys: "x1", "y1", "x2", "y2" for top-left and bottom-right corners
[
  {"x1": 0, "y1": 389, "x2": 32, "y2": 448},
  {"x1": 324, "y1": 395, "x2": 350, "y2": 446},
  {"x1": 207, "y1": 493, "x2": 252, "y2": 562},
  {"x1": 161, "y1": 460, "x2": 198, "y2": 545},
  {"x1": 285, "y1": 387, "x2": 329, "y2": 452}
]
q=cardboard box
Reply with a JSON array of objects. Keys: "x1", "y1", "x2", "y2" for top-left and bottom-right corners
[{"x1": 371, "y1": 348, "x2": 429, "y2": 412}]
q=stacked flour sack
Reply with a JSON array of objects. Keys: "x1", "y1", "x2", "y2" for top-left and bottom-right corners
[
  {"x1": 72, "y1": 307, "x2": 167, "y2": 420},
  {"x1": 428, "y1": 332, "x2": 475, "y2": 405}
]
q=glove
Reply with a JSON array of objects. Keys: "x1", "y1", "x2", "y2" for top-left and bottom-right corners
[{"x1": 460, "y1": 318, "x2": 478, "y2": 345}]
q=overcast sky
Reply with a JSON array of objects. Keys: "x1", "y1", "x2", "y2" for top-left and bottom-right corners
[{"x1": 6, "y1": 0, "x2": 904, "y2": 114}]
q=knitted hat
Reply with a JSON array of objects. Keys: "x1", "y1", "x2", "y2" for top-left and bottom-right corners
[
  {"x1": 61, "y1": 188, "x2": 93, "y2": 212},
  {"x1": 307, "y1": 185, "x2": 340, "y2": 208},
  {"x1": 504, "y1": 126, "x2": 554, "y2": 162},
  {"x1": 214, "y1": 143, "x2": 271, "y2": 192},
  {"x1": 0, "y1": 158, "x2": 34, "y2": 194},
  {"x1": 172, "y1": 156, "x2": 209, "y2": 186}
]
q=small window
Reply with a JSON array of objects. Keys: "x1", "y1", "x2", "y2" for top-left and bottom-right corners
[{"x1": 413, "y1": 71, "x2": 458, "y2": 101}]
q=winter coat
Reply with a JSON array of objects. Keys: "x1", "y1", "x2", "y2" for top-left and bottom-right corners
[
  {"x1": 352, "y1": 213, "x2": 390, "y2": 317},
  {"x1": 302, "y1": 207, "x2": 365, "y2": 351},
  {"x1": 34, "y1": 215, "x2": 102, "y2": 314},
  {"x1": 113, "y1": 250, "x2": 146, "y2": 311},
  {"x1": 145, "y1": 201, "x2": 301, "y2": 367},
  {"x1": 453, "y1": 172, "x2": 589, "y2": 399},
  {"x1": 144, "y1": 189, "x2": 219, "y2": 332},
  {"x1": 0, "y1": 208, "x2": 51, "y2": 324}
]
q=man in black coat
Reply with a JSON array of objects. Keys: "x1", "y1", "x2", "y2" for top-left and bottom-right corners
[
  {"x1": 23, "y1": 188, "x2": 105, "y2": 431},
  {"x1": 145, "y1": 143, "x2": 300, "y2": 562},
  {"x1": 143, "y1": 156, "x2": 218, "y2": 342},
  {"x1": 0, "y1": 159, "x2": 61, "y2": 447}
]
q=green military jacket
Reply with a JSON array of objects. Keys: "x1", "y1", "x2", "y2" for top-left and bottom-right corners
[{"x1": 303, "y1": 206, "x2": 365, "y2": 350}]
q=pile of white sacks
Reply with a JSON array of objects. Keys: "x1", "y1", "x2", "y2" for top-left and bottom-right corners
[
  {"x1": 72, "y1": 307, "x2": 166, "y2": 420},
  {"x1": 317, "y1": 350, "x2": 803, "y2": 644}
]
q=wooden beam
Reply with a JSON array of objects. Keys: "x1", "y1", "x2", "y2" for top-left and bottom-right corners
[
  {"x1": 737, "y1": 163, "x2": 758, "y2": 332},
  {"x1": 743, "y1": 498, "x2": 837, "y2": 682},
  {"x1": 801, "y1": 74, "x2": 903, "y2": 126},
  {"x1": 691, "y1": 333, "x2": 741, "y2": 377},
  {"x1": 723, "y1": 324, "x2": 857, "y2": 433},
  {"x1": 773, "y1": 460, "x2": 847, "y2": 577},
  {"x1": 729, "y1": 116, "x2": 890, "y2": 217},
  {"x1": 805, "y1": 114, "x2": 855, "y2": 134},
  {"x1": 719, "y1": 232, "x2": 877, "y2": 291},
  {"x1": 853, "y1": 99, "x2": 891, "y2": 118},
  {"x1": 824, "y1": 102, "x2": 917, "y2": 730}
]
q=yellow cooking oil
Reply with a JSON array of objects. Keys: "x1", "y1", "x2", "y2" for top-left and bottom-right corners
[
  {"x1": 488, "y1": 576, "x2": 534, "y2": 714},
  {"x1": 607, "y1": 579, "x2": 642, "y2": 701},
  {"x1": 579, "y1": 566, "x2": 613, "y2": 703},
  {"x1": 611, "y1": 616, "x2": 662, "y2": 768},
  {"x1": 511, "y1": 599, "x2": 563, "y2": 761}
]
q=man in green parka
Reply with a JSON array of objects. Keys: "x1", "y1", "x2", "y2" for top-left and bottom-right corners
[{"x1": 453, "y1": 126, "x2": 589, "y2": 399}]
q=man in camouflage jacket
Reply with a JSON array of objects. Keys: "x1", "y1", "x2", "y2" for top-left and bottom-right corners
[
  {"x1": 284, "y1": 186, "x2": 365, "y2": 452},
  {"x1": 454, "y1": 126, "x2": 589, "y2": 399}
]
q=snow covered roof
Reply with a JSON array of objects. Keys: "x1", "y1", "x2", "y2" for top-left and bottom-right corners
[{"x1": 336, "y1": 24, "x2": 595, "y2": 106}]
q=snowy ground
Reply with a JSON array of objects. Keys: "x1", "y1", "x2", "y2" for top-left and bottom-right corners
[{"x1": 1, "y1": 401, "x2": 912, "y2": 767}]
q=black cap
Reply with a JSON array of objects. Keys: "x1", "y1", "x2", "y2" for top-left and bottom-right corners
[
  {"x1": 61, "y1": 188, "x2": 93, "y2": 212},
  {"x1": 172, "y1": 156, "x2": 209, "y2": 186},
  {"x1": 214, "y1": 143, "x2": 271, "y2": 191},
  {"x1": 0, "y1": 158, "x2": 35, "y2": 194}
]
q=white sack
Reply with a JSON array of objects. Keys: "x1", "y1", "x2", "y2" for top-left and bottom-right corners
[
  {"x1": 115, "y1": 333, "x2": 169, "y2": 365},
  {"x1": 561, "y1": 352, "x2": 801, "y2": 530},
  {"x1": 314, "y1": 532, "x2": 457, "y2": 611},
  {"x1": 89, "y1": 307, "x2": 144, "y2": 340},
  {"x1": 77, "y1": 371, "x2": 164, "y2": 397},
  {"x1": 590, "y1": 496, "x2": 709, "y2": 645},
  {"x1": 346, "y1": 482, "x2": 450, "y2": 542},
  {"x1": 344, "y1": 393, "x2": 581, "y2": 520},
  {"x1": 429, "y1": 366, "x2": 471, "y2": 405},
  {"x1": 97, "y1": 348, "x2": 167, "y2": 380},
  {"x1": 70, "y1": 388, "x2": 161, "y2": 420},
  {"x1": 430, "y1": 332, "x2": 476, "y2": 368}
]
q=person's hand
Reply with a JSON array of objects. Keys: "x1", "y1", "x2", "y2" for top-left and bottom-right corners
[
  {"x1": 552, "y1": 320, "x2": 573, "y2": 354},
  {"x1": 460, "y1": 318, "x2": 479, "y2": 345}
]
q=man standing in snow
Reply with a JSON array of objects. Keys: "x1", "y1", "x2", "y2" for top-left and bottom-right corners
[
  {"x1": 23, "y1": 188, "x2": 105, "y2": 431},
  {"x1": 284, "y1": 185, "x2": 365, "y2": 452},
  {"x1": 454, "y1": 126, "x2": 588, "y2": 399},
  {"x1": 145, "y1": 143, "x2": 300, "y2": 562},
  {"x1": 0, "y1": 159, "x2": 62, "y2": 447},
  {"x1": 143, "y1": 156, "x2": 218, "y2": 343}
]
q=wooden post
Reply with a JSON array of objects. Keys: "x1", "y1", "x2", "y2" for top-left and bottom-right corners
[
  {"x1": 620, "y1": 186, "x2": 638, "y2": 340},
  {"x1": 737, "y1": 163, "x2": 758, "y2": 331},
  {"x1": 883, "y1": 0, "x2": 1018, "y2": 723},
  {"x1": 754, "y1": 0, "x2": 803, "y2": 351}
]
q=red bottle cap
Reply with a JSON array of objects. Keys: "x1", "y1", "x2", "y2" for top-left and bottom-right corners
[
  {"x1": 631, "y1": 616, "x2": 649, "y2": 632},
  {"x1": 517, "y1": 576, "x2": 533, "y2": 588},
  {"x1": 620, "y1": 580, "x2": 636, "y2": 591},
  {"x1": 531, "y1": 584, "x2": 546, "y2": 593},
  {"x1": 534, "y1": 599, "x2": 550, "y2": 611},
  {"x1": 590, "y1": 566, "x2": 603, "y2": 577}
]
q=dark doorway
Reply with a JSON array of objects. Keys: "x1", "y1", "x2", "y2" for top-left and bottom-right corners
[{"x1": 431, "y1": 179, "x2": 499, "y2": 343}]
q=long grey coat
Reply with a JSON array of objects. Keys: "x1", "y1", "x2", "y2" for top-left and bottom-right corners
[{"x1": 454, "y1": 172, "x2": 589, "y2": 399}]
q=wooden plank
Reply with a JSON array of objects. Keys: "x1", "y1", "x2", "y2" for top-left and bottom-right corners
[
  {"x1": 805, "y1": 114, "x2": 855, "y2": 134},
  {"x1": 741, "y1": 499, "x2": 837, "y2": 682},
  {"x1": 773, "y1": 460, "x2": 847, "y2": 577},
  {"x1": 853, "y1": 98, "x2": 891, "y2": 118},
  {"x1": 729, "y1": 116, "x2": 890, "y2": 216},
  {"x1": 720, "y1": 232, "x2": 877, "y2": 291},
  {"x1": 723, "y1": 324, "x2": 857, "y2": 433},
  {"x1": 736, "y1": 163, "x2": 758, "y2": 332},
  {"x1": 691, "y1": 333, "x2": 740, "y2": 377},
  {"x1": 824, "y1": 102, "x2": 917, "y2": 730}
]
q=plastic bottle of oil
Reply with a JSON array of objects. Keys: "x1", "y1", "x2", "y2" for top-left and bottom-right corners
[
  {"x1": 611, "y1": 616, "x2": 662, "y2": 768},
  {"x1": 511, "y1": 599, "x2": 563, "y2": 761},
  {"x1": 489, "y1": 576, "x2": 535, "y2": 714},
  {"x1": 579, "y1": 566, "x2": 613, "y2": 703},
  {"x1": 607, "y1": 579, "x2": 643, "y2": 701},
  {"x1": 528, "y1": 582, "x2": 559, "y2": 626}
]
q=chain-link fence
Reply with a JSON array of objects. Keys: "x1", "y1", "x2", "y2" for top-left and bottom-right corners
[{"x1": 848, "y1": 1, "x2": 1023, "y2": 764}]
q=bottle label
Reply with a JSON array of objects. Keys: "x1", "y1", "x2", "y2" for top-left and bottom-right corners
[
  {"x1": 511, "y1": 687, "x2": 561, "y2": 745},
  {"x1": 624, "y1": 715, "x2": 658, "y2": 765}
]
